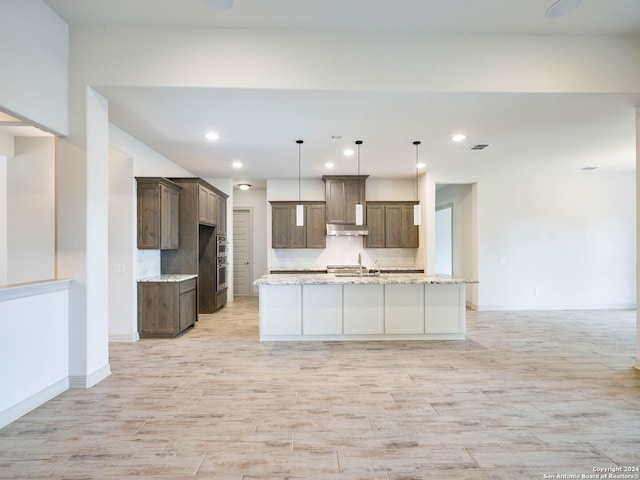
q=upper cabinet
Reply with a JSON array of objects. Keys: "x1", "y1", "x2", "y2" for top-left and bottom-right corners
[
  {"x1": 217, "y1": 195, "x2": 227, "y2": 235},
  {"x1": 271, "y1": 201, "x2": 326, "y2": 249},
  {"x1": 323, "y1": 175, "x2": 368, "y2": 224},
  {"x1": 365, "y1": 202, "x2": 419, "y2": 248},
  {"x1": 198, "y1": 185, "x2": 217, "y2": 226},
  {"x1": 136, "y1": 177, "x2": 181, "y2": 250}
]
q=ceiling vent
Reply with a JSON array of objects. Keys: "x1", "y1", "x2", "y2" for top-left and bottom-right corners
[{"x1": 470, "y1": 144, "x2": 490, "y2": 150}]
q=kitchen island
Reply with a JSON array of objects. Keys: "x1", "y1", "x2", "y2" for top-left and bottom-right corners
[{"x1": 254, "y1": 273, "x2": 474, "y2": 341}]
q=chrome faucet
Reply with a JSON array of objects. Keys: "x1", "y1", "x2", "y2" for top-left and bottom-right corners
[
  {"x1": 375, "y1": 259, "x2": 381, "y2": 275},
  {"x1": 358, "y1": 253, "x2": 363, "y2": 277}
]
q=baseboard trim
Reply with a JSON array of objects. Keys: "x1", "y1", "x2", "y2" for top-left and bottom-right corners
[
  {"x1": 69, "y1": 363, "x2": 112, "y2": 389},
  {"x1": 635, "y1": 358, "x2": 640, "y2": 371},
  {"x1": 0, "y1": 377, "x2": 69, "y2": 429},
  {"x1": 109, "y1": 333, "x2": 140, "y2": 343},
  {"x1": 473, "y1": 304, "x2": 636, "y2": 312}
]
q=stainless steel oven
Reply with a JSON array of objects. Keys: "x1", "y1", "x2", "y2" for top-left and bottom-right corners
[
  {"x1": 216, "y1": 235, "x2": 229, "y2": 257},
  {"x1": 216, "y1": 256, "x2": 228, "y2": 292}
]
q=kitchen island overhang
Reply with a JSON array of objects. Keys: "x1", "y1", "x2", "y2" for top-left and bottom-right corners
[{"x1": 254, "y1": 274, "x2": 476, "y2": 341}]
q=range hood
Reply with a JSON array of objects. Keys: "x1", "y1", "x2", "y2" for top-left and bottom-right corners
[{"x1": 326, "y1": 223, "x2": 369, "y2": 236}]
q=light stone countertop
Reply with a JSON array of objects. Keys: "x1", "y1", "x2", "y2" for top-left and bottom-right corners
[
  {"x1": 138, "y1": 274, "x2": 197, "y2": 283},
  {"x1": 254, "y1": 273, "x2": 476, "y2": 285}
]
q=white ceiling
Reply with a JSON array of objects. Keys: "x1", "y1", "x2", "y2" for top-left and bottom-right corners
[{"x1": 34, "y1": 0, "x2": 640, "y2": 185}]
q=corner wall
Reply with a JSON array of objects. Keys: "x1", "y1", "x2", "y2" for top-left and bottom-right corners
[
  {"x1": 0, "y1": 0, "x2": 68, "y2": 135},
  {"x1": 7, "y1": 137, "x2": 56, "y2": 284}
]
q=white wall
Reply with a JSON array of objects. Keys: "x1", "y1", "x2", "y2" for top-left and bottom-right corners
[
  {"x1": 0, "y1": 155, "x2": 6, "y2": 284},
  {"x1": 68, "y1": 28, "x2": 640, "y2": 98},
  {"x1": 7, "y1": 137, "x2": 56, "y2": 284},
  {"x1": 0, "y1": 0, "x2": 68, "y2": 135},
  {"x1": 0, "y1": 132, "x2": 13, "y2": 157},
  {"x1": 0, "y1": 281, "x2": 70, "y2": 428},
  {"x1": 474, "y1": 169, "x2": 634, "y2": 309},
  {"x1": 108, "y1": 149, "x2": 136, "y2": 341}
]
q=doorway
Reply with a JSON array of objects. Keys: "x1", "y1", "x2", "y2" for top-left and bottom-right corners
[
  {"x1": 435, "y1": 204, "x2": 453, "y2": 276},
  {"x1": 233, "y1": 208, "x2": 253, "y2": 296},
  {"x1": 434, "y1": 183, "x2": 477, "y2": 308}
]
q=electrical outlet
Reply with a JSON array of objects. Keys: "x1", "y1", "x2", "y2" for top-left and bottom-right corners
[
  {"x1": 534, "y1": 287, "x2": 539, "y2": 295},
  {"x1": 112, "y1": 264, "x2": 126, "y2": 273},
  {"x1": 499, "y1": 257, "x2": 506, "y2": 265}
]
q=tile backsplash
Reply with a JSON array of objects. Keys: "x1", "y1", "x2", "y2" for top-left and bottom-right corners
[
  {"x1": 270, "y1": 236, "x2": 420, "y2": 270},
  {"x1": 136, "y1": 249, "x2": 161, "y2": 279}
]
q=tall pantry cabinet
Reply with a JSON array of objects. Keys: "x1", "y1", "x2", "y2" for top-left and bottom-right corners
[{"x1": 161, "y1": 178, "x2": 228, "y2": 314}]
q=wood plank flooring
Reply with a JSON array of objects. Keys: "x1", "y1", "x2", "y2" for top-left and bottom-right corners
[{"x1": 1, "y1": 298, "x2": 639, "y2": 479}]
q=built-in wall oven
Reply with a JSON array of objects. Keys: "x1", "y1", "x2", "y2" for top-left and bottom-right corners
[
  {"x1": 216, "y1": 257, "x2": 228, "y2": 293},
  {"x1": 215, "y1": 235, "x2": 229, "y2": 302},
  {"x1": 216, "y1": 235, "x2": 228, "y2": 257}
]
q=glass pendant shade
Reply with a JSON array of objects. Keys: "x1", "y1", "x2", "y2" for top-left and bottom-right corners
[
  {"x1": 355, "y1": 203, "x2": 364, "y2": 226},
  {"x1": 413, "y1": 140, "x2": 422, "y2": 226},
  {"x1": 296, "y1": 204, "x2": 304, "y2": 227},
  {"x1": 296, "y1": 139, "x2": 304, "y2": 227},
  {"x1": 354, "y1": 140, "x2": 364, "y2": 226}
]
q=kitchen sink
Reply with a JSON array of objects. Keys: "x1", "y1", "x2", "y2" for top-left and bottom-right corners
[{"x1": 334, "y1": 272, "x2": 381, "y2": 277}]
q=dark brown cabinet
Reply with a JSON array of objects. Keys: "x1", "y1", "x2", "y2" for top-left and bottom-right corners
[
  {"x1": 365, "y1": 202, "x2": 419, "y2": 248},
  {"x1": 197, "y1": 184, "x2": 226, "y2": 233},
  {"x1": 136, "y1": 177, "x2": 181, "y2": 250},
  {"x1": 138, "y1": 277, "x2": 197, "y2": 338},
  {"x1": 198, "y1": 185, "x2": 217, "y2": 225},
  {"x1": 323, "y1": 176, "x2": 368, "y2": 224},
  {"x1": 162, "y1": 178, "x2": 228, "y2": 314},
  {"x1": 217, "y1": 196, "x2": 227, "y2": 235},
  {"x1": 271, "y1": 201, "x2": 326, "y2": 249}
]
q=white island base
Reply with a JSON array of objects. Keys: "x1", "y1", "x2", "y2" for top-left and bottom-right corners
[{"x1": 258, "y1": 282, "x2": 466, "y2": 341}]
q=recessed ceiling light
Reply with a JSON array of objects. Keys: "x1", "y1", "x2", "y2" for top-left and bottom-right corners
[
  {"x1": 238, "y1": 183, "x2": 251, "y2": 190},
  {"x1": 452, "y1": 133, "x2": 466, "y2": 142},
  {"x1": 331, "y1": 135, "x2": 343, "y2": 140},
  {"x1": 205, "y1": 131, "x2": 219, "y2": 141},
  {"x1": 580, "y1": 166, "x2": 599, "y2": 171},
  {"x1": 343, "y1": 148, "x2": 354, "y2": 157},
  {"x1": 416, "y1": 162, "x2": 426, "y2": 169},
  {"x1": 325, "y1": 162, "x2": 335, "y2": 169},
  {"x1": 232, "y1": 160, "x2": 242, "y2": 168}
]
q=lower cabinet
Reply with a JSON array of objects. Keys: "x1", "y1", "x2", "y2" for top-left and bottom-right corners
[
  {"x1": 303, "y1": 285, "x2": 343, "y2": 335},
  {"x1": 343, "y1": 284, "x2": 384, "y2": 334},
  {"x1": 425, "y1": 284, "x2": 466, "y2": 334},
  {"x1": 259, "y1": 284, "x2": 302, "y2": 335},
  {"x1": 384, "y1": 284, "x2": 425, "y2": 333},
  {"x1": 138, "y1": 277, "x2": 197, "y2": 338},
  {"x1": 259, "y1": 283, "x2": 465, "y2": 340}
]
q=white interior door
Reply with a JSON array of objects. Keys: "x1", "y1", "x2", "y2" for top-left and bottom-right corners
[{"x1": 233, "y1": 208, "x2": 252, "y2": 296}]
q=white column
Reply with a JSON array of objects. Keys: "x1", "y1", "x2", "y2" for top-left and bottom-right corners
[
  {"x1": 56, "y1": 87, "x2": 111, "y2": 387},
  {"x1": 636, "y1": 107, "x2": 640, "y2": 371},
  {"x1": 85, "y1": 87, "x2": 111, "y2": 383}
]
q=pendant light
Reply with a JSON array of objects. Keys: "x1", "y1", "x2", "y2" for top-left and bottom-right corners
[
  {"x1": 296, "y1": 140, "x2": 304, "y2": 227},
  {"x1": 413, "y1": 141, "x2": 422, "y2": 226},
  {"x1": 355, "y1": 140, "x2": 364, "y2": 225}
]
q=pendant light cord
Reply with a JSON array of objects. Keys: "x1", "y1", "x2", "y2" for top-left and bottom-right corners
[
  {"x1": 414, "y1": 141, "x2": 421, "y2": 201},
  {"x1": 296, "y1": 139, "x2": 303, "y2": 203}
]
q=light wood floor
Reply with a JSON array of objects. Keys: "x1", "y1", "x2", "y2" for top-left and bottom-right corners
[{"x1": 1, "y1": 297, "x2": 639, "y2": 479}]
